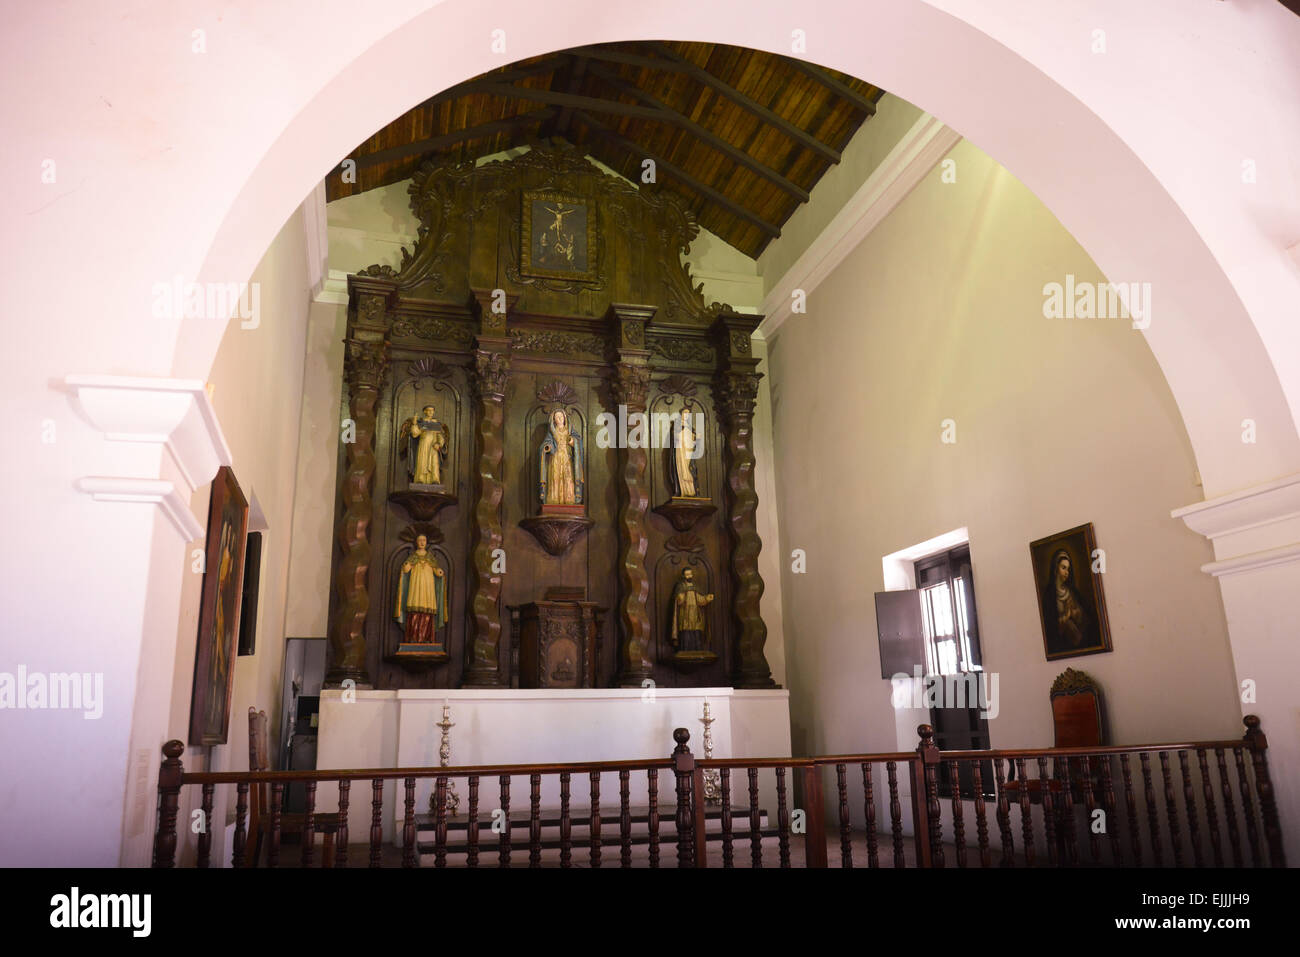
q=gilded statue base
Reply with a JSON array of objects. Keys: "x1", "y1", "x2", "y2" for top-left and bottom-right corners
[
  {"x1": 653, "y1": 497, "x2": 717, "y2": 532},
  {"x1": 391, "y1": 643, "x2": 450, "y2": 668},
  {"x1": 389, "y1": 488, "x2": 458, "y2": 522},
  {"x1": 671, "y1": 649, "x2": 719, "y2": 672},
  {"x1": 520, "y1": 510, "x2": 593, "y2": 556}
]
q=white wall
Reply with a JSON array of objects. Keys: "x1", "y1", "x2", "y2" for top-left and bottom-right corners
[
  {"x1": 119, "y1": 207, "x2": 314, "y2": 866},
  {"x1": 767, "y1": 139, "x2": 1239, "y2": 764}
]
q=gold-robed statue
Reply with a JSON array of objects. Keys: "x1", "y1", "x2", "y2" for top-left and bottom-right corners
[
  {"x1": 670, "y1": 568, "x2": 714, "y2": 653},
  {"x1": 399, "y1": 404, "x2": 449, "y2": 487},
  {"x1": 539, "y1": 409, "x2": 584, "y2": 506},
  {"x1": 394, "y1": 534, "x2": 449, "y2": 646}
]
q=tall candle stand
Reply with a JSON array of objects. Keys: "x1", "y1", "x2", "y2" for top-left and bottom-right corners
[
  {"x1": 700, "y1": 701, "x2": 721, "y2": 804},
  {"x1": 429, "y1": 703, "x2": 461, "y2": 817}
]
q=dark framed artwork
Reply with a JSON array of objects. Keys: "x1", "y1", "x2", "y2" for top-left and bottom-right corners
[
  {"x1": 1029, "y1": 522, "x2": 1113, "y2": 661},
  {"x1": 237, "y1": 531, "x2": 263, "y2": 657},
  {"x1": 188, "y1": 466, "x2": 249, "y2": 745},
  {"x1": 520, "y1": 190, "x2": 597, "y2": 282}
]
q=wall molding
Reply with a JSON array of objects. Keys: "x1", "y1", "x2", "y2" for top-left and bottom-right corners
[
  {"x1": 1174, "y1": 471, "x2": 1300, "y2": 576},
  {"x1": 76, "y1": 477, "x2": 204, "y2": 542},
  {"x1": 66, "y1": 375, "x2": 231, "y2": 491},
  {"x1": 759, "y1": 113, "x2": 962, "y2": 338}
]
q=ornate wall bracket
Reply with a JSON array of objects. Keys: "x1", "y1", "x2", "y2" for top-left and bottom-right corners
[{"x1": 519, "y1": 514, "x2": 595, "y2": 555}]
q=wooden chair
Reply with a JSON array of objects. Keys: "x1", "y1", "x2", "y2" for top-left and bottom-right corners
[
  {"x1": 247, "y1": 707, "x2": 341, "y2": 867},
  {"x1": 1003, "y1": 668, "x2": 1105, "y2": 791}
]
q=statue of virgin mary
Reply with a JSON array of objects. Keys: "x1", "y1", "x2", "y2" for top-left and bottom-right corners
[{"x1": 538, "y1": 409, "x2": 584, "y2": 506}]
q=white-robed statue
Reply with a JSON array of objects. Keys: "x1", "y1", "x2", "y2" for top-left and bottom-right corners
[
  {"x1": 539, "y1": 409, "x2": 584, "y2": 506},
  {"x1": 394, "y1": 534, "x2": 448, "y2": 645},
  {"x1": 667, "y1": 405, "x2": 702, "y2": 498},
  {"x1": 399, "y1": 404, "x2": 448, "y2": 487}
]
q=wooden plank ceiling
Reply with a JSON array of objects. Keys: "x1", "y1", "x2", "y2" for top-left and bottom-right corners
[{"x1": 326, "y1": 42, "x2": 884, "y2": 258}]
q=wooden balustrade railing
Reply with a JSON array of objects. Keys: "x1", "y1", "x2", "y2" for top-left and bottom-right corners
[{"x1": 153, "y1": 715, "x2": 1285, "y2": 868}]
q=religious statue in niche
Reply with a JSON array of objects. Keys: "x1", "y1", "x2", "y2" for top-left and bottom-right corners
[
  {"x1": 669, "y1": 568, "x2": 717, "y2": 669},
  {"x1": 653, "y1": 402, "x2": 716, "y2": 533},
  {"x1": 667, "y1": 404, "x2": 704, "y2": 499},
  {"x1": 539, "y1": 409, "x2": 585, "y2": 509},
  {"x1": 394, "y1": 534, "x2": 449, "y2": 651},
  {"x1": 399, "y1": 404, "x2": 449, "y2": 488}
]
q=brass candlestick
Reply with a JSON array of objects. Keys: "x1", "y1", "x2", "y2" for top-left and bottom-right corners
[
  {"x1": 700, "y1": 701, "x2": 721, "y2": 804},
  {"x1": 430, "y1": 703, "x2": 461, "y2": 817}
]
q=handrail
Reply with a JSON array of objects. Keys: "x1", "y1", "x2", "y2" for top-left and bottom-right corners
[
  {"x1": 153, "y1": 713, "x2": 1284, "y2": 869},
  {"x1": 181, "y1": 756, "x2": 674, "y2": 785}
]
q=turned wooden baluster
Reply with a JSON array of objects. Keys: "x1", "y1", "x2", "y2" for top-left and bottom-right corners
[
  {"x1": 499, "y1": 775, "x2": 512, "y2": 867},
  {"x1": 647, "y1": 769, "x2": 660, "y2": 869},
  {"x1": 1244, "y1": 715, "x2": 1286, "y2": 867},
  {"x1": 467, "y1": 775, "x2": 480, "y2": 868},
  {"x1": 886, "y1": 761, "x2": 906, "y2": 867},
  {"x1": 1233, "y1": 747, "x2": 1263, "y2": 867},
  {"x1": 151, "y1": 741, "x2": 184, "y2": 869},
  {"x1": 268, "y1": 782, "x2": 283, "y2": 869},
  {"x1": 947, "y1": 759, "x2": 967, "y2": 868},
  {"x1": 197, "y1": 783, "x2": 215, "y2": 869},
  {"x1": 1159, "y1": 752, "x2": 1184, "y2": 866},
  {"x1": 775, "y1": 767, "x2": 791, "y2": 868},
  {"x1": 719, "y1": 767, "x2": 733, "y2": 869},
  {"x1": 1118, "y1": 755, "x2": 1140, "y2": 865},
  {"x1": 922, "y1": 758, "x2": 944, "y2": 869},
  {"x1": 1058, "y1": 757, "x2": 1081, "y2": 865},
  {"x1": 589, "y1": 770, "x2": 602, "y2": 868},
  {"x1": 401, "y1": 777, "x2": 415, "y2": 868},
  {"x1": 1197, "y1": 749, "x2": 1223, "y2": 867},
  {"x1": 1015, "y1": 758, "x2": 1035, "y2": 867},
  {"x1": 862, "y1": 763, "x2": 880, "y2": 868},
  {"x1": 993, "y1": 759, "x2": 1015, "y2": 867},
  {"x1": 748, "y1": 767, "x2": 762, "y2": 868},
  {"x1": 559, "y1": 771, "x2": 572, "y2": 869},
  {"x1": 1139, "y1": 753, "x2": 1163, "y2": 865},
  {"x1": 619, "y1": 770, "x2": 632, "y2": 869},
  {"x1": 434, "y1": 776, "x2": 449, "y2": 869},
  {"x1": 835, "y1": 764, "x2": 852, "y2": 868},
  {"x1": 1035, "y1": 756, "x2": 1057, "y2": 867},
  {"x1": 971, "y1": 760, "x2": 991, "y2": 868},
  {"x1": 1098, "y1": 757, "x2": 1122, "y2": 865},
  {"x1": 301, "y1": 780, "x2": 317, "y2": 868},
  {"x1": 530, "y1": 773, "x2": 542, "y2": 869},
  {"x1": 1178, "y1": 751, "x2": 1204, "y2": 866},
  {"x1": 1214, "y1": 748, "x2": 1243, "y2": 867},
  {"x1": 369, "y1": 778, "x2": 383, "y2": 868},
  {"x1": 335, "y1": 780, "x2": 350, "y2": 868},
  {"x1": 232, "y1": 782, "x2": 249, "y2": 868}
]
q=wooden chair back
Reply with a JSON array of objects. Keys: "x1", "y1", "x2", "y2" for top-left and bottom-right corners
[{"x1": 1049, "y1": 668, "x2": 1105, "y2": 748}]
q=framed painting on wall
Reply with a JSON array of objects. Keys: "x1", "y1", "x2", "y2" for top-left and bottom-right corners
[
  {"x1": 520, "y1": 189, "x2": 597, "y2": 282},
  {"x1": 188, "y1": 466, "x2": 250, "y2": 745},
  {"x1": 1029, "y1": 522, "x2": 1113, "y2": 661}
]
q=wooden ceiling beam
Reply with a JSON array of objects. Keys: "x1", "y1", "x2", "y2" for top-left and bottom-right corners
[
  {"x1": 574, "y1": 110, "x2": 782, "y2": 239},
  {"x1": 415, "y1": 56, "x2": 568, "y2": 112},
  {"x1": 583, "y1": 63, "x2": 810, "y2": 203},
  {"x1": 351, "y1": 109, "x2": 556, "y2": 171},
  {"x1": 783, "y1": 58, "x2": 878, "y2": 117},
  {"x1": 571, "y1": 44, "x2": 842, "y2": 165}
]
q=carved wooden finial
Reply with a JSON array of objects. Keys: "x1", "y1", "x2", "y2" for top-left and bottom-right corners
[
  {"x1": 162, "y1": 740, "x2": 185, "y2": 760},
  {"x1": 673, "y1": 727, "x2": 691, "y2": 752}
]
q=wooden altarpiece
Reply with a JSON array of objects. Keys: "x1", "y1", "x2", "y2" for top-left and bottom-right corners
[{"x1": 326, "y1": 145, "x2": 774, "y2": 691}]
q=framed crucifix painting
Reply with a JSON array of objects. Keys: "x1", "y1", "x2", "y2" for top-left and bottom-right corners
[
  {"x1": 520, "y1": 189, "x2": 597, "y2": 282},
  {"x1": 1029, "y1": 522, "x2": 1113, "y2": 661},
  {"x1": 188, "y1": 466, "x2": 250, "y2": 745}
]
